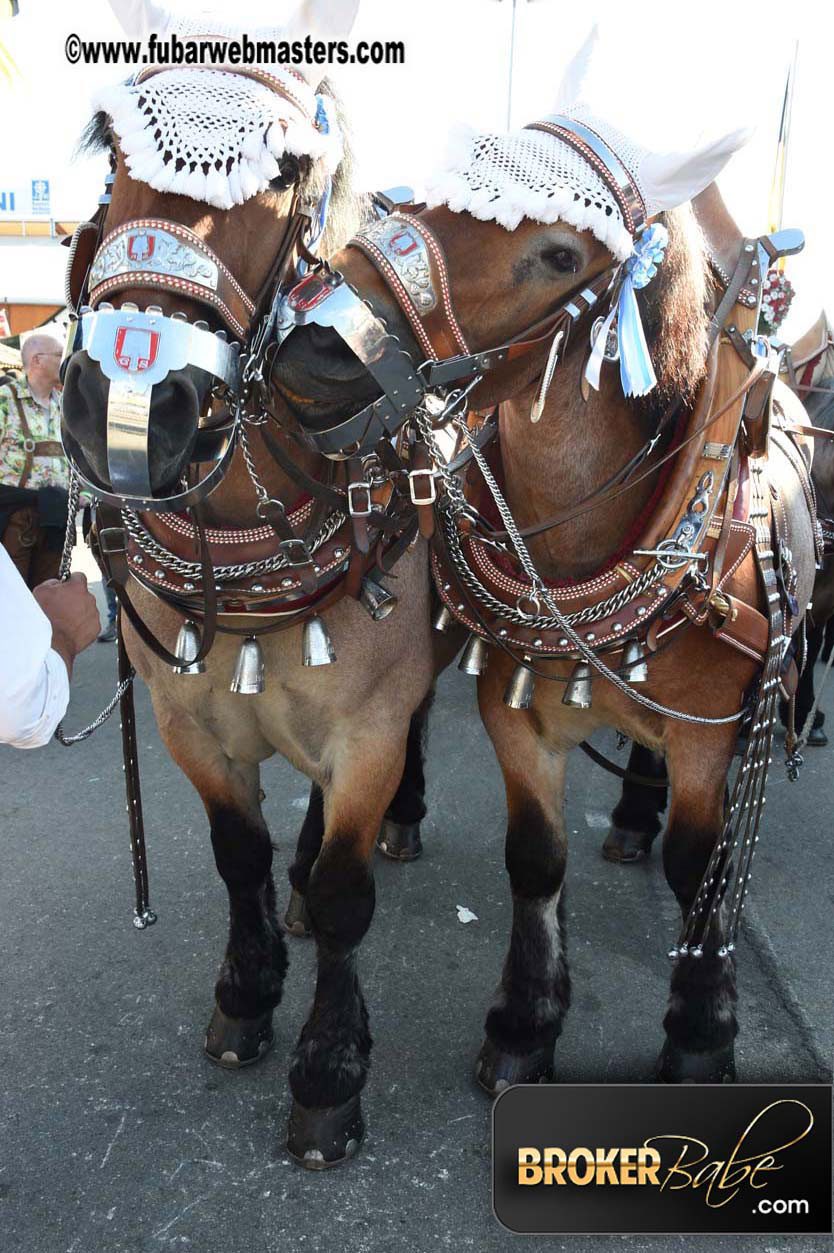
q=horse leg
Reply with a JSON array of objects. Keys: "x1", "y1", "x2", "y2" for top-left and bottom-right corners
[
  {"x1": 602, "y1": 743, "x2": 668, "y2": 863},
  {"x1": 286, "y1": 733, "x2": 406, "y2": 1168},
  {"x1": 657, "y1": 729, "x2": 738, "y2": 1083},
  {"x1": 377, "y1": 689, "x2": 434, "y2": 861},
  {"x1": 474, "y1": 703, "x2": 571, "y2": 1095},
  {"x1": 284, "y1": 783, "x2": 324, "y2": 938},
  {"x1": 151, "y1": 712, "x2": 286, "y2": 1068}
]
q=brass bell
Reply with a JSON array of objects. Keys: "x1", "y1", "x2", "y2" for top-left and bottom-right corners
[
  {"x1": 562, "y1": 661, "x2": 592, "y2": 708},
  {"x1": 433, "y1": 605, "x2": 453, "y2": 633},
  {"x1": 173, "y1": 620, "x2": 205, "y2": 675},
  {"x1": 621, "y1": 638, "x2": 648, "y2": 683},
  {"x1": 458, "y1": 633, "x2": 489, "y2": 676},
  {"x1": 230, "y1": 636, "x2": 265, "y2": 694},
  {"x1": 503, "y1": 663, "x2": 535, "y2": 710},
  {"x1": 302, "y1": 615, "x2": 336, "y2": 666},
  {"x1": 359, "y1": 574, "x2": 398, "y2": 621}
]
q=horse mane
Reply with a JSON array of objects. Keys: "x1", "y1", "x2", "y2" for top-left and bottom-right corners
[
  {"x1": 308, "y1": 77, "x2": 372, "y2": 254},
  {"x1": 76, "y1": 75, "x2": 371, "y2": 258},
  {"x1": 635, "y1": 203, "x2": 712, "y2": 415}
]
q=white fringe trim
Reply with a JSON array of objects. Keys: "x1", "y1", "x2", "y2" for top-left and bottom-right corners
[
  {"x1": 92, "y1": 79, "x2": 342, "y2": 211},
  {"x1": 425, "y1": 124, "x2": 635, "y2": 263}
]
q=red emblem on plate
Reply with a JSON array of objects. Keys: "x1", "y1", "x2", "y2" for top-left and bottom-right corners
[
  {"x1": 288, "y1": 275, "x2": 333, "y2": 313},
  {"x1": 388, "y1": 229, "x2": 418, "y2": 257},
  {"x1": 127, "y1": 232, "x2": 155, "y2": 263},
  {"x1": 114, "y1": 326, "x2": 160, "y2": 373}
]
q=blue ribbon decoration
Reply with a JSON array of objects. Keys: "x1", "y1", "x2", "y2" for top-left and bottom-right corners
[{"x1": 584, "y1": 223, "x2": 669, "y2": 399}]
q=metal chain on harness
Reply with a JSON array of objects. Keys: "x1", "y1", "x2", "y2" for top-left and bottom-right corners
[
  {"x1": 430, "y1": 407, "x2": 747, "y2": 726},
  {"x1": 54, "y1": 467, "x2": 137, "y2": 747}
]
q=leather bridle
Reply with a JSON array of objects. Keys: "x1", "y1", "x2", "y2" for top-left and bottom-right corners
[
  {"x1": 276, "y1": 206, "x2": 618, "y2": 461},
  {"x1": 61, "y1": 68, "x2": 325, "y2": 514}
]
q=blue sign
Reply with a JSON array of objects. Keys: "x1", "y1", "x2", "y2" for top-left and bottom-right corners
[
  {"x1": 0, "y1": 191, "x2": 16, "y2": 213},
  {"x1": 31, "y1": 178, "x2": 50, "y2": 215}
]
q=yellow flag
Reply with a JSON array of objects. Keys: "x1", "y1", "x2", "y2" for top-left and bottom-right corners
[{"x1": 768, "y1": 44, "x2": 798, "y2": 271}]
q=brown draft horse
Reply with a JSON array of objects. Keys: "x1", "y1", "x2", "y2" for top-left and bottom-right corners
[
  {"x1": 274, "y1": 183, "x2": 818, "y2": 1089},
  {"x1": 61, "y1": 90, "x2": 437, "y2": 1167}
]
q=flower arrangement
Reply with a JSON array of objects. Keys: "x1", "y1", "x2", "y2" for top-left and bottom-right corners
[{"x1": 758, "y1": 268, "x2": 795, "y2": 335}]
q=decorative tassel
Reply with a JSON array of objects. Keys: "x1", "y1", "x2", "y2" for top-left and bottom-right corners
[{"x1": 242, "y1": 128, "x2": 264, "y2": 161}]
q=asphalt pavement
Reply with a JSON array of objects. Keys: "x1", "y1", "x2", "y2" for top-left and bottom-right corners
[{"x1": 1, "y1": 565, "x2": 832, "y2": 1253}]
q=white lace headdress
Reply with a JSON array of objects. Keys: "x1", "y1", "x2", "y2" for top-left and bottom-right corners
[
  {"x1": 95, "y1": 2, "x2": 359, "y2": 210},
  {"x1": 425, "y1": 26, "x2": 754, "y2": 262}
]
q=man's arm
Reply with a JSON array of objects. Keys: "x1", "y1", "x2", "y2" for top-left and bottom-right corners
[{"x1": 0, "y1": 548, "x2": 100, "y2": 748}]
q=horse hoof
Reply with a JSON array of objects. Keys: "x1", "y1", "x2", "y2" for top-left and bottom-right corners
[
  {"x1": 474, "y1": 1038, "x2": 554, "y2": 1097},
  {"x1": 656, "y1": 1039, "x2": 736, "y2": 1084},
  {"x1": 376, "y1": 817, "x2": 423, "y2": 862},
  {"x1": 284, "y1": 888, "x2": 313, "y2": 938},
  {"x1": 204, "y1": 1005, "x2": 274, "y2": 1068},
  {"x1": 287, "y1": 1095, "x2": 365, "y2": 1169},
  {"x1": 602, "y1": 826, "x2": 656, "y2": 864}
]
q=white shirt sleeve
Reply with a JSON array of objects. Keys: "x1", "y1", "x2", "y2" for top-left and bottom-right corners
[{"x1": 0, "y1": 545, "x2": 70, "y2": 748}]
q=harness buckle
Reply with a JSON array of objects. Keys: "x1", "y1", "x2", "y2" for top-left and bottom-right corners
[
  {"x1": 347, "y1": 481, "x2": 373, "y2": 517},
  {"x1": 279, "y1": 537, "x2": 314, "y2": 567},
  {"x1": 98, "y1": 526, "x2": 127, "y2": 555},
  {"x1": 22, "y1": 437, "x2": 36, "y2": 454},
  {"x1": 408, "y1": 468, "x2": 437, "y2": 507}
]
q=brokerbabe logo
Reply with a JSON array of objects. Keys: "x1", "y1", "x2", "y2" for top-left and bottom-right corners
[{"x1": 493, "y1": 1084, "x2": 832, "y2": 1235}]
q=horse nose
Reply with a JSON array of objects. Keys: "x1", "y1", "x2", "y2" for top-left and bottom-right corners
[{"x1": 61, "y1": 353, "x2": 202, "y2": 494}]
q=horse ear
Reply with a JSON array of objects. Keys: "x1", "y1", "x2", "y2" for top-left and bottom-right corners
[
  {"x1": 106, "y1": 1, "x2": 171, "y2": 40},
  {"x1": 281, "y1": 0, "x2": 360, "y2": 41}
]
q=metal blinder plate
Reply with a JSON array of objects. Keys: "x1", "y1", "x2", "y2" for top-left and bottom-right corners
[{"x1": 279, "y1": 273, "x2": 425, "y2": 419}]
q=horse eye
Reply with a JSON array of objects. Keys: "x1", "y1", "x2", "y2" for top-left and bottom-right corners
[{"x1": 542, "y1": 246, "x2": 579, "y2": 274}]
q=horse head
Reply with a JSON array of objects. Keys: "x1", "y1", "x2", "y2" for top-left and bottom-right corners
[{"x1": 62, "y1": 0, "x2": 356, "y2": 505}]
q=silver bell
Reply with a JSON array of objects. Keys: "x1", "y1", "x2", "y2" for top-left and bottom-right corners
[
  {"x1": 230, "y1": 636, "x2": 265, "y2": 694},
  {"x1": 503, "y1": 663, "x2": 535, "y2": 710},
  {"x1": 302, "y1": 615, "x2": 336, "y2": 666},
  {"x1": 359, "y1": 575, "x2": 398, "y2": 621},
  {"x1": 173, "y1": 620, "x2": 205, "y2": 675},
  {"x1": 433, "y1": 605, "x2": 453, "y2": 633},
  {"x1": 562, "y1": 662, "x2": 592, "y2": 708},
  {"x1": 458, "y1": 633, "x2": 489, "y2": 676},
  {"x1": 621, "y1": 638, "x2": 648, "y2": 683}
]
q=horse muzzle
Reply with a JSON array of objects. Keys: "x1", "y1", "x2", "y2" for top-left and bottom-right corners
[{"x1": 61, "y1": 304, "x2": 241, "y2": 511}]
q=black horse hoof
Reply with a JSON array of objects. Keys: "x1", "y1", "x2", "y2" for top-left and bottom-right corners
[
  {"x1": 284, "y1": 888, "x2": 313, "y2": 938},
  {"x1": 474, "y1": 1038, "x2": 554, "y2": 1096},
  {"x1": 602, "y1": 826, "x2": 657, "y2": 864},
  {"x1": 377, "y1": 817, "x2": 423, "y2": 862},
  {"x1": 656, "y1": 1039, "x2": 736, "y2": 1084},
  {"x1": 287, "y1": 1095, "x2": 365, "y2": 1169},
  {"x1": 204, "y1": 1004, "x2": 274, "y2": 1068},
  {"x1": 808, "y1": 711, "x2": 828, "y2": 747}
]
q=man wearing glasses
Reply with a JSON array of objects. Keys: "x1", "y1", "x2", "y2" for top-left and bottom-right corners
[{"x1": 0, "y1": 333, "x2": 70, "y2": 587}]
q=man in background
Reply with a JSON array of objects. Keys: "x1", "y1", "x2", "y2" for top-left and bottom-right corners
[{"x1": 0, "y1": 332, "x2": 69, "y2": 586}]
